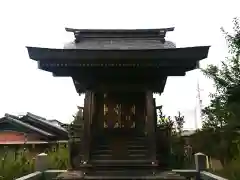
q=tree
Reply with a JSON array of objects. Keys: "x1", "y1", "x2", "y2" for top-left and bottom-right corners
[
  {"x1": 72, "y1": 106, "x2": 84, "y2": 125},
  {"x1": 157, "y1": 107, "x2": 174, "y2": 131},
  {"x1": 174, "y1": 111, "x2": 185, "y2": 135},
  {"x1": 195, "y1": 17, "x2": 240, "y2": 166},
  {"x1": 202, "y1": 17, "x2": 240, "y2": 129}
]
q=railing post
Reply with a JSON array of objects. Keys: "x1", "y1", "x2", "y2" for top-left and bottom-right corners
[
  {"x1": 194, "y1": 152, "x2": 207, "y2": 180},
  {"x1": 35, "y1": 152, "x2": 48, "y2": 172}
]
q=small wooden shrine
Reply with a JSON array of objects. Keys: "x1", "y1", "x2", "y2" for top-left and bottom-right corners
[{"x1": 27, "y1": 27, "x2": 209, "y2": 179}]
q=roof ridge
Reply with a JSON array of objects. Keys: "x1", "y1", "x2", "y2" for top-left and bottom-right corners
[
  {"x1": 65, "y1": 27, "x2": 175, "y2": 43},
  {"x1": 3, "y1": 116, "x2": 54, "y2": 137},
  {"x1": 26, "y1": 112, "x2": 68, "y2": 133},
  {"x1": 27, "y1": 112, "x2": 46, "y2": 120},
  {"x1": 65, "y1": 27, "x2": 175, "y2": 33},
  {"x1": 5, "y1": 113, "x2": 21, "y2": 119}
]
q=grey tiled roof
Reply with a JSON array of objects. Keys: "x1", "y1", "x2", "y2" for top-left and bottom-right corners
[
  {"x1": 64, "y1": 27, "x2": 176, "y2": 50},
  {"x1": 26, "y1": 112, "x2": 68, "y2": 133},
  {"x1": 2, "y1": 114, "x2": 55, "y2": 137},
  {"x1": 64, "y1": 38, "x2": 176, "y2": 50}
]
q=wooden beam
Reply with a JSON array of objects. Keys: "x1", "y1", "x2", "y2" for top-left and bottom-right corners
[{"x1": 52, "y1": 67, "x2": 187, "y2": 77}]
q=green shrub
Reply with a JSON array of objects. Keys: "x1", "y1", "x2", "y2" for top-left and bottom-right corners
[
  {"x1": 0, "y1": 143, "x2": 70, "y2": 180},
  {"x1": 0, "y1": 146, "x2": 34, "y2": 180},
  {"x1": 47, "y1": 143, "x2": 70, "y2": 170},
  {"x1": 214, "y1": 155, "x2": 240, "y2": 180}
]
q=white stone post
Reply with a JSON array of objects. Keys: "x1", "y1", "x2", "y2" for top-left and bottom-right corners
[
  {"x1": 194, "y1": 152, "x2": 208, "y2": 180},
  {"x1": 35, "y1": 153, "x2": 48, "y2": 172},
  {"x1": 194, "y1": 152, "x2": 208, "y2": 171}
]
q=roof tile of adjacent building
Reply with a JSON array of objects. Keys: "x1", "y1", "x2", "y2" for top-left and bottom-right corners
[
  {"x1": 26, "y1": 112, "x2": 68, "y2": 133},
  {"x1": 0, "y1": 113, "x2": 69, "y2": 140},
  {"x1": 2, "y1": 114, "x2": 55, "y2": 137}
]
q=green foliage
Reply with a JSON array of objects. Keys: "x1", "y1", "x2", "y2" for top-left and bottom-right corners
[
  {"x1": 169, "y1": 136, "x2": 189, "y2": 168},
  {"x1": 157, "y1": 108, "x2": 173, "y2": 127},
  {"x1": 157, "y1": 109, "x2": 190, "y2": 168},
  {"x1": 157, "y1": 109, "x2": 185, "y2": 135},
  {"x1": 72, "y1": 106, "x2": 84, "y2": 125},
  {"x1": 174, "y1": 112, "x2": 185, "y2": 135},
  {"x1": 193, "y1": 17, "x2": 240, "y2": 179},
  {"x1": 202, "y1": 17, "x2": 240, "y2": 128},
  {"x1": 0, "y1": 144, "x2": 69, "y2": 180},
  {"x1": 215, "y1": 155, "x2": 240, "y2": 180},
  {"x1": 189, "y1": 128, "x2": 240, "y2": 165},
  {"x1": 0, "y1": 147, "x2": 34, "y2": 180},
  {"x1": 46, "y1": 143, "x2": 70, "y2": 170}
]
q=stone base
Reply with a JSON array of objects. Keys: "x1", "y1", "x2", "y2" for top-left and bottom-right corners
[
  {"x1": 55, "y1": 170, "x2": 186, "y2": 179},
  {"x1": 155, "y1": 171, "x2": 186, "y2": 179},
  {"x1": 55, "y1": 171, "x2": 84, "y2": 180}
]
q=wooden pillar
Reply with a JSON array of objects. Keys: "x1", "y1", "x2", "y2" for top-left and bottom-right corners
[
  {"x1": 82, "y1": 91, "x2": 92, "y2": 163},
  {"x1": 90, "y1": 92, "x2": 96, "y2": 138},
  {"x1": 146, "y1": 91, "x2": 157, "y2": 161},
  {"x1": 153, "y1": 98, "x2": 157, "y2": 132}
]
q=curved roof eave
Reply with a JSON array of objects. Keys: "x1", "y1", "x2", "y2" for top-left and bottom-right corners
[{"x1": 26, "y1": 46, "x2": 210, "y2": 62}]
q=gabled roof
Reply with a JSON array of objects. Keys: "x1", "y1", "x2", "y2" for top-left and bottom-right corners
[
  {"x1": 2, "y1": 114, "x2": 55, "y2": 137},
  {"x1": 21, "y1": 112, "x2": 68, "y2": 139},
  {"x1": 26, "y1": 112, "x2": 68, "y2": 132}
]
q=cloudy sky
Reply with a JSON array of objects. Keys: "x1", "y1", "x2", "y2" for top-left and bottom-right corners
[{"x1": 0, "y1": 0, "x2": 239, "y2": 129}]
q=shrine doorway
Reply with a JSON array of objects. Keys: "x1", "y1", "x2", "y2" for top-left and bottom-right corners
[
  {"x1": 95, "y1": 92, "x2": 145, "y2": 136},
  {"x1": 93, "y1": 92, "x2": 146, "y2": 159}
]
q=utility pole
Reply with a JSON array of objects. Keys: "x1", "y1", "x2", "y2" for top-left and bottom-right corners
[{"x1": 195, "y1": 62, "x2": 203, "y2": 129}]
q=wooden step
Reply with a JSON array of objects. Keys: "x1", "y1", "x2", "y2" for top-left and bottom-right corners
[
  {"x1": 91, "y1": 149, "x2": 112, "y2": 155},
  {"x1": 127, "y1": 145, "x2": 147, "y2": 150},
  {"x1": 128, "y1": 149, "x2": 148, "y2": 153},
  {"x1": 91, "y1": 155, "x2": 148, "y2": 160},
  {"x1": 90, "y1": 160, "x2": 158, "y2": 167}
]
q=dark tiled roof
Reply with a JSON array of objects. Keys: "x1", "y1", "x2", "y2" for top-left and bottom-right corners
[
  {"x1": 64, "y1": 39, "x2": 176, "y2": 50},
  {"x1": 64, "y1": 27, "x2": 176, "y2": 50},
  {"x1": 2, "y1": 114, "x2": 55, "y2": 137},
  {"x1": 24, "y1": 112, "x2": 68, "y2": 137},
  {"x1": 26, "y1": 113, "x2": 68, "y2": 132},
  {"x1": 0, "y1": 113, "x2": 69, "y2": 140}
]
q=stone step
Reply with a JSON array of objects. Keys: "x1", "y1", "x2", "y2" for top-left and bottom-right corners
[
  {"x1": 56, "y1": 170, "x2": 186, "y2": 180},
  {"x1": 85, "y1": 170, "x2": 154, "y2": 178},
  {"x1": 84, "y1": 171, "x2": 186, "y2": 180}
]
